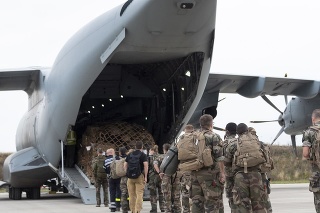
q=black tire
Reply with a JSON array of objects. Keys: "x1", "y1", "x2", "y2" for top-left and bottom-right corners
[
  {"x1": 63, "y1": 186, "x2": 68, "y2": 193},
  {"x1": 31, "y1": 187, "x2": 40, "y2": 199},
  {"x1": 9, "y1": 187, "x2": 13, "y2": 199},
  {"x1": 12, "y1": 187, "x2": 22, "y2": 200}
]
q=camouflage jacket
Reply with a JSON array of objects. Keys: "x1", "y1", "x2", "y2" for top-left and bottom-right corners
[
  {"x1": 302, "y1": 121, "x2": 320, "y2": 171},
  {"x1": 92, "y1": 155, "x2": 107, "y2": 179},
  {"x1": 223, "y1": 134, "x2": 237, "y2": 177},
  {"x1": 201, "y1": 129, "x2": 224, "y2": 170},
  {"x1": 153, "y1": 153, "x2": 165, "y2": 172},
  {"x1": 148, "y1": 153, "x2": 159, "y2": 176},
  {"x1": 224, "y1": 132, "x2": 261, "y2": 173}
]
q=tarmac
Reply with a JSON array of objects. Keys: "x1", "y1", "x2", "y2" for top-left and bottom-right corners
[{"x1": 0, "y1": 183, "x2": 315, "y2": 213}]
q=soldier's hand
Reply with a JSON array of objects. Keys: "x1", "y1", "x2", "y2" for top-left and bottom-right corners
[
  {"x1": 219, "y1": 173, "x2": 225, "y2": 184},
  {"x1": 159, "y1": 173, "x2": 164, "y2": 179}
]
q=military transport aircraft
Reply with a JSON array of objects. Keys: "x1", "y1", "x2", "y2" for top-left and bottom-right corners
[{"x1": 0, "y1": 0, "x2": 318, "y2": 203}]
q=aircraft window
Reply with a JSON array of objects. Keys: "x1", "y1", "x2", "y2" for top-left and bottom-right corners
[{"x1": 120, "y1": 0, "x2": 133, "y2": 16}]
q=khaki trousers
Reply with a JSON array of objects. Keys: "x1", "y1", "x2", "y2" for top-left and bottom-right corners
[{"x1": 127, "y1": 174, "x2": 145, "y2": 213}]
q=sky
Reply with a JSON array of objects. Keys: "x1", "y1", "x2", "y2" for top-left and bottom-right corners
[{"x1": 1, "y1": 0, "x2": 320, "y2": 152}]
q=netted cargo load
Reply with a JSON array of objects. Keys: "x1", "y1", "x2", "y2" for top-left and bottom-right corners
[{"x1": 77, "y1": 121, "x2": 155, "y2": 180}]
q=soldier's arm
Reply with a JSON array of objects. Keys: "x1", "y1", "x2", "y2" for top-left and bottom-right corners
[
  {"x1": 302, "y1": 130, "x2": 312, "y2": 159},
  {"x1": 143, "y1": 161, "x2": 148, "y2": 183},
  {"x1": 211, "y1": 134, "x2": 225, "y2": 181},
  {"x1": 224, "y1": 141, "x2": 237, "y2": 167}
]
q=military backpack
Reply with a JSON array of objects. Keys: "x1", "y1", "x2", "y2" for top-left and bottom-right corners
[
  {"x1": 110, "y1": 157, "x2": 126, "y2": 179},
  {"x1": 177, "y1": 131, "x2": 214, "y2": 171},
  {"x1": 234, "y1": 133, "x2": 266, "y2": 173}
]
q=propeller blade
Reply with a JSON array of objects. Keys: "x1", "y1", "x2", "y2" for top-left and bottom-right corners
[
  {"x1": 218, "y1": 97, "x2": 226, "y2": 102},
  {"x1": 284, "y1": 95, "x2": 288, "y2": 105},
  {"x1": 250, "y1": 120, "x2": 282, "y2": 123},
  {"x1": 261, "y1": 95, "x2": 283, "y2": 115},
  {"x1": 291, "y1": 135, "x2": 298, "y2": 157},
  {"x1": 271, "y1": 126, "x2": 285, "y2": 145},
  {"x1": 213, "y1": 126, "x2": 225, "y2": 131}
]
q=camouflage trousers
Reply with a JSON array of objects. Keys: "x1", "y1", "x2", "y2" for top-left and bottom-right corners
[
  {"x1": 225, "y1": 176, "x2": 236, "y2": 213},
  {"x1": 148, "y1": 174, "x2": 165, "y2": 212},
  {"x1": 190, "y1": 169, "x2": 224, "y2": 213},
  {"x1": 232, "y1": 172, "x2": 267, "y2": 213},
  {"x1": 161, "y1": 172, "x2": 182, "y2": 213},
  {"x1": 180, "y1": 172, "x2": 191, "y2": 213},
  {"x1": 261, "y1": 173, "x2": 272, "y2": 213},
  {"x1": 309, "y1": 171, "x2": 320, "y2": 213},
  {"x1": 95, "y1": 176, "x2": 109, "y2": 206},
  {"x1": 120, "y1": 176, "x2": 129, "y2": 212}
]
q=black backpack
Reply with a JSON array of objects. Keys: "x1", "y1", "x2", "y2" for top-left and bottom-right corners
[{"x1": 126, "y1": 151, "x2": 143, "y2": 179}]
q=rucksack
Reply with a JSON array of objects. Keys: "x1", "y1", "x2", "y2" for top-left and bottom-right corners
[
  {"x1": 160, "y1": 146, "x2": 179, "y2": 176},
  {"x1": 110, "y1": 157, "x2": 123, "y2": 179},
  {"x1": 115, "y1": 157, "x2": 126, "y2": 177},
  {"x1": 260, "y1": 142, "x2": 274, "y2": 173},
  {"x1": 234, "y1": 133, "x2": 266, "y2": 173},
  {"x1": 177, "y1": 131, "x2": 214, "y2": 171},
  {"x1": 126, "y1": 152, "x2": 143, "y2": 179},
  {"x1": 310, "y1": 126, "x2": 320, "y2": 169}
]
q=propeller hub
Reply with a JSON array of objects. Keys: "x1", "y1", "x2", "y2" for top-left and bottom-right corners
[{"x1": 278, "y1": 114, "x2": 285, "y2": 127}]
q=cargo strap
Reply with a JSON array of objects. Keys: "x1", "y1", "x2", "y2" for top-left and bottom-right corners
[{"x1": 244, "y1": 158, "x2": 248, "y2": 173}]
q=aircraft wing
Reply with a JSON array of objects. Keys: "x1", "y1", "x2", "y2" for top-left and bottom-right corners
[
  {"x1": 206, "y1": 73, "x2": 320, "y2": 99},
  {"x1": 0, "y1": 68, "x2": 40, "y2": 94}
]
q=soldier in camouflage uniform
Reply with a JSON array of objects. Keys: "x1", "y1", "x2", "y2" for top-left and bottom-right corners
[
  {"x1": 180, "y1": 171, "x2": 191, "y2": 213},
  {"x1": 154, "y1": 143, "x2": 182, "y2": 213},
  {"x1": 190, "y1": 114, "x2": 225, "y2": 213},
  {"x1": 148, "y1": 145, "x2": 165, "y2": 213},
  {"x1": 224, "y1": 123, "x2": 267, "y2": 213},
  {"x1": 179, "y1": 124, "x2": 194, "y2": 213},
  {"x1": 223, "y1": 122, "x2": 238, "y2": 213},
  {"x1": 119, "y1": 147, "x2": 129, "y2": 213},
  {"x1": 92, "y1": 148, "x2": 109, "y2": 207},
  {"x1": 302, "y1": 109, "x2": 320, "y2": 213},
  {"x1": 249, "y1": 127, "x2": 273, "y2": 213}
]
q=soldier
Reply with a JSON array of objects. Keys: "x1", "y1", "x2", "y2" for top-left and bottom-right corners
[
  {"x1": 148, "y1": 145, "x2": 165, "y2": 213},
  {"x1": 224, "y1": 123, "x2": 267, "y2": 213},
  {"x1": 180, "y1": 171, "x2": 191, "y2": 213},
  {"x1": 302, "y1": 109, "x2": 320, "y2": 213},
  {"x1": 190, "y1": 114, "x2": 225, "y2": 213},
  {"x1": 223, "y1": 122, "x2": 238, "y2": 213},
  {"x1": 92, "y1": 148, "x2": 109, "y2": 207},
  {"x1": 179, "y1": 124, "x2": 194, "y2": 213},
  {"x1": 249, "y1": 127, "x2": 273, "y2": 213},
  {"x1": 154, "y1": 143, "x2": 182, "y2": 213},
  {"x1": 119, "y1": 147, "x2": 130, "y2": 213}
]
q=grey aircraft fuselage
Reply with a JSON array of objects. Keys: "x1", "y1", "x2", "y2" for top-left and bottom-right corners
[{"x1": 3, "y1": 0, "x2": 218, "y2": 188}]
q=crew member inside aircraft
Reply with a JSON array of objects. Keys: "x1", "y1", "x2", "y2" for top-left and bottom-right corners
[{"x1": 65, "y1": 127, "x2": 77, "y2": 167}]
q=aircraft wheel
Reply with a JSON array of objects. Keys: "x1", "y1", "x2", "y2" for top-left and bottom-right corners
[
  {"x1": 26, "y1": 190, "x2": 31, "y2": 199},
  {"x1": 12, "y1": 187, "x2": 22, "y2": 200},
  {"x1": 63, "y1": 186, "x2": 68, "y2": 193},
  {"x1": 31, "y1": 187, "x2": 41, "y2": 199},
  {"x1": 8, "y1": 187, "x2": 13, "y2": 199}
]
